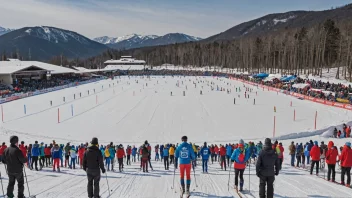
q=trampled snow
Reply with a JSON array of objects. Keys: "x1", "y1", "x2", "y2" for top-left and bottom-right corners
[{"x1": 0, "y1": 76, "x2": 351, "y2": 197}]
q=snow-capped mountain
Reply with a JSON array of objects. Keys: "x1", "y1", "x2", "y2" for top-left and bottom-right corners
[
  {"x1": 0, "y1": 26, "x2": 13, "y2": 36},
  {"x1": 0, "y1": 26, "x2": 109, "y2": 60},
  {"x1": 94, "y1": 33, "x2": 202, "y2": 50}
]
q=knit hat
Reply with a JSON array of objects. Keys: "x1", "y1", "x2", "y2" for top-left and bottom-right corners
[
  {"x1": 91, "y1": 137, "x2": 98, "y2": 145},
  {"x1": 204, "y1": 142, "x2": 207, "y2": 147},
  {"x1": 264, "y1": 138, "x2": 272, "y2": 146},
  {"x1": 144, "y1": 140, "x2": 148, "y2": 145},
  {"x1": 314, "y1": 141, "x2": 318, "y2": 146},
  {"x1": 181, "y1": 136, "x2": 188, "y2": 141},
  {"x1": 239, "y1": 139, "x2": 245, "y2": 145},
  {"x1": 346, "y1": 142, "x2": 351, "y2": 147},
  {"x1": 10, "y1": 136, "x2": 19, "y2": 145}
]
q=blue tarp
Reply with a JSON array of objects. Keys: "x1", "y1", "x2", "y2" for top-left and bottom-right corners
[
  {"x1": 253, "y1": 73, "x2": 269, "y2": 79},
  {"x1": 281, "y1": 75, "x2": 297, "y2": 82}
]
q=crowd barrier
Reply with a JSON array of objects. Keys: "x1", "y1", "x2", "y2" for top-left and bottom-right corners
[
  {"x1": 229, "y1": 77, "x2": 352, "y2": 111},
  {"x1": 0, "y1": 78, "x2": 104, "y2": 104}
]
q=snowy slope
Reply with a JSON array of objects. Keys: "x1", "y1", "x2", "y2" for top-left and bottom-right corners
[
  {"x1": 0, "y1": 76, "x2": 351, "y2": 197},
  {"x1": 0, "y1": 26, "x2": 13, "y2": 36}
]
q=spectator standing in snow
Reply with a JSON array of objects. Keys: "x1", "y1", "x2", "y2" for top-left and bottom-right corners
[
  {"x1": 256, "y1": 138, "x2": 280, "y2": 198},
  {"x1": 325, "y1": 141, "x2": 338, "y2": 182},
  {"x1": 288, "y1": 141, "x2": 295, "y2": 167},
  {"x1": 2, "y1": 136, "x2": 27, "y2": 198},
  {"x1": 340, "y1": 142, "x2": 352, "y2": 186},
  {"x1": 83, "y1": 137, "x2": 105, "y2": 198}
]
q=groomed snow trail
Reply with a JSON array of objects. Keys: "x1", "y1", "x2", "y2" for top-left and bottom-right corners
[{"x1": 0, "y1": 76, "x2": 351, "y2": 197}]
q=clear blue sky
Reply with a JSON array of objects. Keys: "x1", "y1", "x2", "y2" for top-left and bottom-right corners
[{"x1": 0, "y1": 0, "x2": 351, "y2": 38}]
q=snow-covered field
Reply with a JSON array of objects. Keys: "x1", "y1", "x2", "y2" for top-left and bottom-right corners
[{"x1": 0, "y1": 76, "x2": 351, "y2": 198}]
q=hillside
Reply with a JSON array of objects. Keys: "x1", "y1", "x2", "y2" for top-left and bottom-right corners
[
  {"x1": 205, "y1": 4, "x2": 352, "y2": 42},
  {"x1": 0, "y1": 26, "x2": 109, "y2": 60}
]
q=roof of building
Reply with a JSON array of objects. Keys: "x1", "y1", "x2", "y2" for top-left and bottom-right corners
[
  {"x1": 0, "y1": 60, "x2": 78, "y2": 74},
  {"x1": 104, "y1": 65, "x2": 145, "y2": 71},
  {"x1": 104, "y1": 58, "x2": 146, "y2": 64}
]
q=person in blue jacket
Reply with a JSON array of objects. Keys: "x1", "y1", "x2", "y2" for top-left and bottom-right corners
[
  {"x1": 59, "y1": 144, "x2": 64, "y2": 167},
  {"x1": 109, "y1": 145, "x2": 116, "y2": 171},
  {"x1": 231, "y1": 139, "x2": 251, "y2": 192},
  {"x1": 304, "y1": 142, "x2": 311, "y2": 165},
  {"x1": 39, "y1": 142, "x2": 45, "y2": 169},
  {"x1": 132, "y1": 146, "x2": 137, "y2": 162},
  {"x1": 31, "y1": 141, "x2": 40, "y2": 171},
  {"x1": 200, "y1": 142, "x2": 210, "y2": 173},
  {"x1": 175, "y1": 136, "x2": 195, "y2": 196},
  {"x1": 226, "y1": 143, "x2": 233, "y2": 167},
  {"x1": 100, "y1": 145, "x2": 105, "y2": 158},
  {"x1": 163, "y1": 144, "x2": 169, "y2": 170}
]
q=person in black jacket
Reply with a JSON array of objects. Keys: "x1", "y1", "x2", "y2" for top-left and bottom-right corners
[
  {"x1": 2, "y1": 136, "x2": 27, "y2": 198},
  {"x1": 83, "y1": 137, "x2": 106, "y2": 198},
  {"x1": 256, "y1": 138, "x2": 280, "y2": 198}
]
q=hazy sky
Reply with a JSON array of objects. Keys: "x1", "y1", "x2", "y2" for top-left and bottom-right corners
[{"x1": 0, "y1": 0, "x2": 351, "y2": 39}]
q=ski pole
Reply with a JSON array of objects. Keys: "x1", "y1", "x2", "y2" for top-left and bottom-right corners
[
  {"x1": 0, "y1": 169, "x2": 4, "y2": 197},
  {"x1": 23, "y1": 166, "x2": 31, "y2": 197},
  {"x1": 171, "y1": 165, "x2": 176, "y2": 190},
  {"x1": 192, "y1": 161, "x2": 198, "y2": 188},
  {"x1": 105, "y1": 171, "x2": 111, "y2": 197},
  {"x1": 248, "y1": 161, "x2": 251, "y2": 193},
  {"x1": 228, "y1": 161, "x2": 232, "y2": 191}
]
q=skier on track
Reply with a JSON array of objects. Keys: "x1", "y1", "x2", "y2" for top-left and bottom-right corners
[
  {"x1": 231, "y1": 139, "x2": 251, "y2": 192},
  {"x1": 2, "y1": 136, "x2": 27, "y2": 198},
  {"x1": 226, "y1": 143, "x2": 233, "y2": 167},
  {"x1": 117, "y1": 144, "x2": 126, "y2": 172},
  {"x1": 31, "y1": 141, "x2": 40, "y2": 171},
  {"x1": 163, "y1": 144, "x2": 170, "y2": 170},
  {"x1": 83, "y1": 137, "x2": 106, "y2": 198},
  {"x1": 132, "y1": 145, "x2": 137, "y2": 162},
  {"x1": 141, "y1": 143, "x2": 149, "y2": 172},
  {"x1": 200, "y1": 142, "x2": 210, "y2": 173},
  {"x1": 256, "y1": 138, "x2": 280, "y2": 198},
  {"x1": 175, "y1": 136, "x2": 195, "y2": 197},
  {"x1": 310, "y1": 141, "x2": 320, "y2": 175},
  {"x1": 52, "y1": 144, "x2": 61, "y2": 172},
  {"x1": 220, "y1": 144, "x2": 227, "y2": 171},
  {"x1": 109, "y1": 144, "x2": 116, "y2": 170}
]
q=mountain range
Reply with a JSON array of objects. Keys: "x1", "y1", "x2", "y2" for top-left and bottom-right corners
[
  {"x1": 93, "y1": 33, "x2": 202, "y2": 50},
  {"x1": 0, "y1": 26, "x2": 109, "y2": 60}
]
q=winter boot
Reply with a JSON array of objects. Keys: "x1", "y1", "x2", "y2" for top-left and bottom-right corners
[
  {"x1": 181, "y1": 183, "x2": 185, "y2": 194},
  {"x1": 240, "y1": 180, "x2": 244, "y2": 191},
  {"x1": 186, "y1": 184, "x2": 190, "y2": 194}
]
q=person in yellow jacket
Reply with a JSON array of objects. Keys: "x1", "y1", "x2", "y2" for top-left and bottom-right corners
[
  {"x1": 169, "y1": 145, "x2": 175, "y2": 164},
  {"x1": 104, "y1": 145, "x2": 111, "y2": 170}
]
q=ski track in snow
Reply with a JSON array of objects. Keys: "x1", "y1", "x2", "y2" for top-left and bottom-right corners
[{"x1": 0, "y1": 76, "x2": 352, "y2": 197}]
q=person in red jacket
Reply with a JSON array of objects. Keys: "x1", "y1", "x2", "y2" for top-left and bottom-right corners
[
  {"x1": 220, "y1": 145, "x2": 227, "y2": 171},
  {"x1": 78, "y1": 145, "x2": 85, "y2": 169},
  {"x1": 116, "y1": 144, "x2": 126, "y2": 172},
  {"x1": 19, "y1": 141, "x2": 27, "y2": 159},
  {"x1": 214, "y1": 145, "x2": 219, "y2": 162},
  {"x1": 277, "y1": 143, "x2": 284, "y2": 169},
  {"x1": 0, "y1": 142, "x2": 7, "y2": 162},
  {"x1": 44, "y1": 145, "x2": 52, "y2": 167},
  {"x1": 126, "y1": 146, "x2": 132, "y2": 165},
  {"x1": 210, "y1": 145, "x2": 214, "y2": 164},
  {"x1": 340, "y1": 142, "x2": 352, "y2": 186},
  {"x1": 325, "y1": 141, "x2": 338, "y2": 182},
  {"x1": 310, "y1": 141, "x2": 320, "y2": 175}
]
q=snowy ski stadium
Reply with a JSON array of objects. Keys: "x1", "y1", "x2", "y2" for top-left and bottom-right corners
[{"x1": 0, "y1": 64, "x2": 352, "y2": 198}]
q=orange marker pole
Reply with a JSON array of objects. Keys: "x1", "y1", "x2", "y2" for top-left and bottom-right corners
[
  {"x1": 294, "y1": 109, "x2": 296, "y2": 121},
  {"x1": 314, "y1": 111, "x2": 317, "y2": 129}
]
